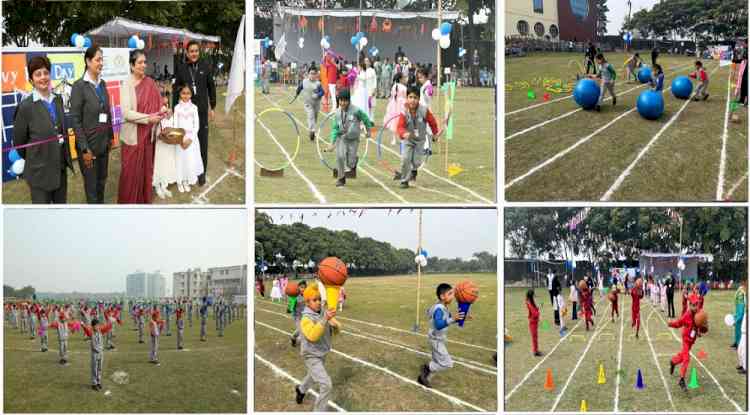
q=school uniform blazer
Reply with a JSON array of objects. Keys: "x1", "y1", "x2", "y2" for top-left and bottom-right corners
[
  {"x1": 120, "y1": 75, "x2": 154, "y2": 146},
  {"x1": 173, "y1": 59, "x2": 216, "y2": 121},
  {"x1": 13, "y1": 94, "x2": 73, "y2": 190},
  {"x1": 69, "y1": 77, "x2": 114, "y2": 156}
]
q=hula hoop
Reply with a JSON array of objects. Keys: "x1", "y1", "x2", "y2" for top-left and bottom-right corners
[
  {"x1": 375, "y1": 113, "x2": 433, "y2": 173},
  {"x1": 254, "y1": 107, "x2": 301, "y2": 172},
  {"x1": 315, "y1": 110, "x2": 370, "y2": 171}
]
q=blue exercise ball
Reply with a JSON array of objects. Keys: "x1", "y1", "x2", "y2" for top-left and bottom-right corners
[
  {"x1": 671, "y1": 76, "x2": 693, "y2": 99},
  {"x1": 637, "y1": 90, "x2": 665, "y2": 120},
  {"x1": 638, "y1": 66, "x2": 652, "y2": 84},
  {"x1": 573, "y1": 79, "x2": 601, "y2": 110}
]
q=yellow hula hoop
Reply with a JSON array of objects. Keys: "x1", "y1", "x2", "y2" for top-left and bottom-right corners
[{"x1": 254, "y1": 107, "x2": 302, "y2": 172}]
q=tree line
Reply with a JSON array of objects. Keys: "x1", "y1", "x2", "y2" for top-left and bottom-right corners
[{"x1": 625, "y1": 0, "x2": 747, "y2": 42}]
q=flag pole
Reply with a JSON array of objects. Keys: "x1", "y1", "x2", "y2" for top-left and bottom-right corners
[{"x1": 414, "y1": 209, "x2": 423, "y2": 332}]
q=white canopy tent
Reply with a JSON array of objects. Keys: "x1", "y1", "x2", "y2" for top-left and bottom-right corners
[{"x1": 85, "y1": 17, "x2": 221, "y2": 78}]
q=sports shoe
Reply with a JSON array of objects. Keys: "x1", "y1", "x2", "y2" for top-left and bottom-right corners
[
  {"x1": 670, "y1": 359, "x2": 676, "y2": 375},
  {"x1": 533, "y1": 351, "x2": 543, "y2": 357},
  {"x1": 336, "y1": 178, "x2": 346, "y2": 187},
  {"x1": 290, "y1": 336, "x2": 297, "y2": 347},
  {"x1": 410, "y1": 170, "x2": 418, "y2": 182},
  {"x1": 679, "y1": 377, "x2": 687, "y2": 392},
  {"x1": 295, "y1": 385, "x2": 306, "y2": 404},
  {"x1": 177, "y1": 183, "x2": 186, "y2": 193},
  {"x1": 393, "y1": 172, "x2": 401, "y2": 181},
  {"x1": 400, "y1": 181, "x2": 409, "y2": 189}
]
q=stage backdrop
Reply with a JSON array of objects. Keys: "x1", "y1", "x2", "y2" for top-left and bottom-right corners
[
  {"x1": 272, "y1": 7, "x2": 460, "y2": 66},
  {"x1": 2, "y1": 47, "x2": 129, "y2": 182}
]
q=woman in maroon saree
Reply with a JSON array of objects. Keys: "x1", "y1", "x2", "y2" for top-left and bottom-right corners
[{"x1": 119, "y1": 50, "x2": 164, "y2": 203}]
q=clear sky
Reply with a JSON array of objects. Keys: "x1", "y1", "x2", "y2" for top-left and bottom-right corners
[
  {"x1": 4, "y1": 209, "x2": 247, "y2": 294},
  {"x1": 607, "y1": 0, "x2": 659, "y2": 35},
  {"x1": 257, "y1": 208, "x2": 498, "y2": 259}
]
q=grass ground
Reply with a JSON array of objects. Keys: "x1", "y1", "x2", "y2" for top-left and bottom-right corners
[
  {"x1": 3, "y1": 86, "x2": 245, "y2": 204},
  {"x1": 505, "y1": 52, "x2": 748, "y2": 202},
  {"x1": 254, "y1": 273, "x2": 497, "y2": 411},
  {"x1": 504, "y1": 287, "x2": 747, "y2": 412},
  {"x1": 254, "y1": 85, "x2": 495, "y2": 204},
  {"x1": 4, "y1": 309, "x2": 247, "y2": 413}
]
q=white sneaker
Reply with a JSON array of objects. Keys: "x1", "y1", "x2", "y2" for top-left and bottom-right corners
[
  {"x1": 155, "y1": 186, "x2": 166, "y2": 199},
  {"x1": 184, "y1": 183, "x2": 191, "y2": 192},
  {"x1": 164, "y1": 187, "x2": 173, "y2": 198},
  {"x1": 177, "y1": 183, "x2": 186, "y2": 193}
]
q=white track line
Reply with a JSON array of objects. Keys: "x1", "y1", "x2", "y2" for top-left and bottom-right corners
[
  {"x1": 644, "y1": 309, "x2": 676, "y2": 411},
  {"x1": 256, "y1": 298, "x2": 495, "y2": 352},
  {"x1": 726, "y1": 172, "x2": 749, "y2": 199},
  {"x1": 601, "y1": 65, "x2": 721, "y2": 201},
  {"x1": 255, "y1": 353, "x2": 347, "y2": 412},
  {"x1": 255, "y1": 320, "x2": 487, "y2": 412},
  {"x1": 363, "y1": 160, "x2": 473, "y2": 203},
  {"x1": 506, "y1": 64, "x2": 698, "y2": 142},
  {"x1": 550, "y1": 317, "x2": 611, "y2": 412},
  {"x1": 357, "y1": 164, "x2": 409, "y2": 203},
  {"x1": 255, "y1": 307, "x2": 497, "y2": 375},
  {"x1": 191, "y1": 170, "x2": 230, "y2": 204},
  {"x1": 717, "y1": 74, "x2": 733, "y2": 200},
  {"x1": 255, "y1": 116, "x2": 327, "y2": 203},
  {"x1": 614, "y1": 291, "x2": 627, "y2": 412},
  {"x1": 505, "y1": 62, "x2": 695, "y2": 117},
  {"x1": 650, "y1": 303, "x2": 743, "y2": 412},
  {"x1": 504, "y1": 294, "x2": 607, "y2": 401}
]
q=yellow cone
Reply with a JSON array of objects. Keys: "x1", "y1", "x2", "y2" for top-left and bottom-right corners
[
  {"x1": 598, "y1": 363, "x2": 606, "y2": 384},
  {"x1": 580, "y1": 399, "x2": 588, "y2": 412}
]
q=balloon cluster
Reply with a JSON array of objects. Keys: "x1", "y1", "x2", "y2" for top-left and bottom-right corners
[
  {"x1": 70, "y1": 33, "x2": 93, "y2": 48},
  {"x1": 320, "y1": 35, "x2": 331, "y2": 50},
  {"x1": 6, "y1": 149, "x2": 25, "y2": 178},
  {"x1": 127, "y1": 35, "x2": 146, "y2": 50},
  {"x1": 261, "y1": 36, "x2": 273, "y2": 49},
  {"x1": 431, "y1": 22, "x2": 452, "y2": 49},
  {"x1": 414, "y1": 249, "x2": 429, "y2": 267},
  {"x1": 350, "y1": 32, "x2": 368, "y2": 51}
]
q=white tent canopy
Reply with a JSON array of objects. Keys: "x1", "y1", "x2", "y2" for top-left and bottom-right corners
[
  {"x1": 85, "y1": 17, "x2": 220, "y2": 45},
  {"x1": 277, "y1": 6, "x2": 460, "y2": 20}
]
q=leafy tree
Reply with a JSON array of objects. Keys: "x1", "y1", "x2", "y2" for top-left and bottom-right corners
[{"x1": 595, "y1": 0, "x2": 609, "y2": 39}]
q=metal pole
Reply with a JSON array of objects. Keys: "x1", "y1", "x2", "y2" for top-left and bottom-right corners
[
  {"x1": 414, "y1": 209, "x2": 423, "y2": 332},
  {"x1": 437, "y1": 0, "x2": 447, "y2": 172}
]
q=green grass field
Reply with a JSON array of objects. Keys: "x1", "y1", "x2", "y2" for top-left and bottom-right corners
[
  {"x1": 504, "y1": 286, "x2": 747, "y2": 412},
  {"x1": 4, "y1": 309, "x2": 247, "y2": 413},
  {"x1": 505, "y1": 52, "x2": 748, "y2": 202},
  {"x1": 254, "y1": 273, "x2": 497, "y2": 411},
  {"x1": 254, "y1": 85, "x2": 496, "y2": 204},
  {"x1": 3, "y1": 87, "x2": 245, "y2": 205}
]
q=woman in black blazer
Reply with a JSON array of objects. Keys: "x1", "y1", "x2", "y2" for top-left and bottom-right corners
[
  {"x1": 13, "y1": 56, "x2": 73, "y2": 203},
  {"x1": 70, "y1": 45, "x2": 114, "y2": 203}
]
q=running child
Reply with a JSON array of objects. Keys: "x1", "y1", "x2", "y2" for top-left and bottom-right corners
[
  {"x1": 418, "y1": 283, "x2": 467, "y2": 387},
  {"x1": 689, "y1": 61, "x2": 710, "y2": 101},
  {"x1": 326, "y1": 89, "x2": 374, "y2": 187},
  {"x1": 393, "y1": 86, "x2": 441, "y2": 188},
  {"x1": 526, "y1": 289, "x2": 542, "y2": 356},
  {"x1": 669, "y1": 294, "x2": 707, "y2": 391}
]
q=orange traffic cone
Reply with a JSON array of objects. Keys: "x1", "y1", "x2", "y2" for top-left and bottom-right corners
[
  {"x1": 697, "y1": 348, "x2": 707, "y2": 360},
  {"x1": 544, "y1": 368, "x2": 555, "y2": 391}
]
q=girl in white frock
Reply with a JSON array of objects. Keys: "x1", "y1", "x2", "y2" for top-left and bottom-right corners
[
  {"x1": 351, "y1": 61, "x2": 369, "y2": 116},
  {"x1": 270, "y1": 278, "x2": 282, "y2": 302},
  {"x1": 153, "y1": 92, "x2": 178, "y2": 199},
  {"x1": 173, "y1": 84, "x2": 204, "y2": 192}
]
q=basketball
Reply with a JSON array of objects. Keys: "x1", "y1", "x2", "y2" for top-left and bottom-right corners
[
  {"x1": 578, "y1": 280, "x2": 587, "y2": 291},
  {"x1": 285, "y1": 281, "x2": 299, "y2": 296},
  {"x1": 317, "y1": 257, "x2": 348, "y2": 286},
  {"x1": 695, "y1": 310, "x2": 708, "y2": 328},
  {"x1": 455, "y1": 280, "x2": 479, "y2": 304}
]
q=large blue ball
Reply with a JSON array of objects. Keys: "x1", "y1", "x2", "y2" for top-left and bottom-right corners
[
  {"x1": 637, "y1": 90, "x2": 665, "y2": 120},
  {"x1": 671, "y1": 76, "x2": 693, "y2": 99},
  {"x1": 573, "y1": 79, "x2": 601, "y2": 110},
  {"x1": 638, "y1": 66, "x2": 652, "y2": 84}
]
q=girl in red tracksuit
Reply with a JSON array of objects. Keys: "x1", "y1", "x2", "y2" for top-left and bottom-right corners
[
  {"x1": 669, "y1": 294, "x2": 707, "y2": 391},
  {"x1": 580, "y1": 285, "x2": 594, "y2": 330},
  {"x1": 526, "y1": 289, "x2": 542, "y2": 357},
  {"x1": 631, "y1": 281, "x2": 643, "y2": 338},
  {"x1": 610, "y1": 286, "x2": 620, "y2": 321}
]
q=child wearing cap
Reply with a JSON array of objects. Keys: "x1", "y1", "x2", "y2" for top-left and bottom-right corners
[{"x1": 668, "y1": 293, "x2": 708, "y2": 391}]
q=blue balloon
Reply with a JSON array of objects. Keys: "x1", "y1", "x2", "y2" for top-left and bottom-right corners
[
  {"x1": 8, "y1": 149, "x2": 21, "y2": 163},
  {"x1": 70, "y1": 33, "x2": 79, "y2": 46},
  {"x1": 351, "y1": 36, "x2": 358, "y2": 46},
  {"x1": 128, "y1": 36, "x2": 138, "y2": 49},
  {"x1": 573, "y1": 79, "x2": 601, "y2": 110},
  {"x1": 440, "y1": 22, "x2": 452, "y2": 35},
  {"x1": 83, "y1": 37, "x2": 92, "y2": 48},
  {"x1": 421, "y1": 249, "x2": 428, "y2": 257},
  {"x1": 356, "y1": 32, "x2": 365, "y2": 39},
  {"x1": 671, "y1": 76, "x2": 693, "y2": 99},
  {"x1": 637, "y1": 66, "x2": 652, "y2": 84},
  {"x1": 324, "y1": 35, "x2": 331, "y2": 42},
  {"x1": 637, "y1": 90, "x2": 665, "y2": 120}
]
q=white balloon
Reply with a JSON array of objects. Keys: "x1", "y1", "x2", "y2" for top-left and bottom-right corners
[
  {"x1": 439, "y1": 36, "x2": 451, "y2": 49},
  {"x1": 431, "y1": 28, "x2": 441, "y2": 41},
  {"x1": 11, "y1": 159, "x2": 25, "y2": 175},
  {"x1": 359, "y1": 37, "x2": 368, "y2": 47},
  {"x1": 323, "y1": 40, "x2": 330, "y2": 49},
  {"x1": 415, "y1": 254, "x2": 425, "y2": 264},
  {"x1": 420, "y1": 257, "x2": 428, "y2": 267},
  {"x1": 74, "y1": 35, "x2": 85, "y2": 48},
  {"x1": 268, "y1": 40, "x2": 273, "y2": 46},
  {"x1": 137, "y1": 39, "x2": 145, "y2": 50}
]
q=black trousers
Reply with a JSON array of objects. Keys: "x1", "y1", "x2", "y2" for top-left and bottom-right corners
[
  {"x1": 667, "y1": 292, "x2": 675, "y2": 317},
  {"x1": 78, "y1": 152, "x2": 109, "y2": 203},
  {"x1": 29, "y1": 170, "x2": 67, "y2": 204},
  {"x1": 571, "y1": 302, "x2": 578, "y2": 320},
  {"x1": 549, "y1": 290, "x2": 555, "y2": 306},
  {"x1": 586, "y1": 59, "x2": 596, "y2": 74},
  {"x1": 198, "y1": 122, "x2": 209, "y2": 184}
]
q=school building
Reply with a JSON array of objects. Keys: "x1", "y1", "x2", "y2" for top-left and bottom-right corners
[
  {"x1": 173, "y1": 265, "x2": 247, "y2": 299},
  {"x1": 126, "y1": 271, "x2": 166, "y2": 299},
  {"x1": 505, "y1": 0, "x2": 597, "y2": 42}
]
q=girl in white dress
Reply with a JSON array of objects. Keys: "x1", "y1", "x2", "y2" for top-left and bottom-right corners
[
  {"x1": 153, "y1": 91, "x2": 178, "y2": 199},
  {"x1": 364, "y1": 58, "x2": 378, "y2": 120},
  {"x1": 351, "y1": 61, "x2": 369, "y2": 116},
  {"x1": 173, "y1": 84, "x2": 204, "y2": 192},
  {"x1": 270, "y1": 278, "x2": 282, "y2": 302}
]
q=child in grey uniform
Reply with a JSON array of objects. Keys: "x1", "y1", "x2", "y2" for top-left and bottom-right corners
[
  {"x1": 187, "y1": 300, "x2": 193, "y2": 327},
  {"x1": 28, "y1": 307, "x2": 36, "y2": 340},
  {"x1": 295, "y1": 67, "x2": 325, "y2": 141},
  {"x1": 290, "y1": 281, "x2": 308, "y2": 347},
  {"x1": 200, "y1": 303, "x2": 208, "y2": 341},
  {"x1": 591, "y1": 54, "x2": 617, "y2": 111},
  {"x1": 82, "y1": 318, "x2": 112, "y2": 391},
  {"x1": 176, "y1": 307, "x2": 185, "y2": 350},
  {"x1": 50, "y1": 312, "x2": 71, "y2": 364},
  {"x1": 393, "y1": 86, "x2": 440, "y2": 188},
  {"x1": 149, "y1": 311, "x2": 164, "y2": 364},
  {"x1": 327, "y1": 89, "x2": 374, "y2": 187},
  {"x1": 164, "y1": 302, "x2": 172, "y2": 337},
  {"x1": 417, "y1": 283, "x2": 466, "y2": 388},
  {"x1": 39, "y1": 310, "x2": 49, "y2": 352},
  {"x1": 294, "y1": 284, "x2": 339, "y2": 411}
]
